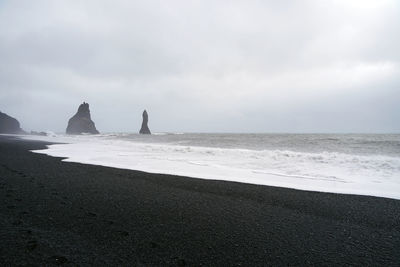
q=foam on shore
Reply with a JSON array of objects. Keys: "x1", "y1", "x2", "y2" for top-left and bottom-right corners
[{"x1": 22, "y1": 134, "x2": 400, "y2": 200}]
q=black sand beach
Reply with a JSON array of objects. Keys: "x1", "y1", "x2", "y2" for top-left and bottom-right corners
[{"x1": 0, "y1": 136, "x2": 399, "y2": 266}]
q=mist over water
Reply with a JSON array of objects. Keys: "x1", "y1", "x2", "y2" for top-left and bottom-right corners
[
  {"x1": 119, "y1": 133, "x2": 400, "y2": 156},
  {"x1": 26, "y1": 133, "x2": 400, "y2": 200}
]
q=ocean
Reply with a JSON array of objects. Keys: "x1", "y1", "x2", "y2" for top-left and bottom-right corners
[{"x1": 24, "y1": 133, "x2": 400, "y2": 200}]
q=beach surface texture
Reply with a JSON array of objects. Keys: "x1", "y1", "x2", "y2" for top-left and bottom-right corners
[{"x1": 0, "y1": 135, "x2": 399, "y2": 266}]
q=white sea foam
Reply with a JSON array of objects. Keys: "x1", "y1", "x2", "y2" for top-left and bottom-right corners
[{"x1": 22, "y1": 134, "x2": 400, "y2": 200}]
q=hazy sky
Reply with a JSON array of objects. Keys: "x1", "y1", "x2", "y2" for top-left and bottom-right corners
[{"x1": 0, "y1": 0, "x2": 399, "y2": 133}]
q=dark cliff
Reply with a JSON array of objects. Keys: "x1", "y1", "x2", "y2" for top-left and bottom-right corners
[{"x1": 0, "y1": 111, "x2": 24, "y2": 134}]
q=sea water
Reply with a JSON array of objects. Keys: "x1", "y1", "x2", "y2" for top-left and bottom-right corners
[{"x1": 24, "y1": 133, "x2": 400, "y2": 200}]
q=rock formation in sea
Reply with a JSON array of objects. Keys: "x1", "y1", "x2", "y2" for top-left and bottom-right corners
[
  {"x1": 139, "y1": 110, "x2": 151, "y2": 134},
  {"x1": 66, "y1": 102, "x2": 99, "y2": 135},
  {"x1": 0, "y1": 111, "x2": 24, "y2": 134}
]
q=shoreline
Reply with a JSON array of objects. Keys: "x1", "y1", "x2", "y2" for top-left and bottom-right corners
[
  {"x1": 1, "y1": 135, "x2": 399, "y2": 265},
  {"x1": 21, "y1": 133, "x2": 400, "y2": 201}
]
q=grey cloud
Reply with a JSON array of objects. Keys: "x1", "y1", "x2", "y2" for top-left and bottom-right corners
[{"x1": 0, "y1": 0, "x2": 399, "y2": 133}]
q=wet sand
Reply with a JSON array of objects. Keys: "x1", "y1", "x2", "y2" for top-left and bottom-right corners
[{"x1": 0, "y1": 135, "x2": 399, "y2": 266}]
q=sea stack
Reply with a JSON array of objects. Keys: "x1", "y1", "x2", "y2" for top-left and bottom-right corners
[
  {"x1": 139, "y1": 110, "x2": 151, "y2": 134},
  {"x1": 66, "y1": 102, "x2": 99, "y2": 135},
  {"x1": 0, "y1": 111, "x2": 24, "y2": 134}
]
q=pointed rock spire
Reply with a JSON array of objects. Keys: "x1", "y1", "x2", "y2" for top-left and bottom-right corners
[{"x1": 139, "y1": 110, "x2": 151, "y2": 134}]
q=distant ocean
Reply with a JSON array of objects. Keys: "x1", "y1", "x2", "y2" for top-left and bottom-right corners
[{"x1": 25, "y1": 133, "x2": 400, "y2": 200}]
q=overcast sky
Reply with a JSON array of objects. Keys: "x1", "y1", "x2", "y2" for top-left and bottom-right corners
[{"x1": 0, "y1": 0, "x2": 399, "y2": 133}]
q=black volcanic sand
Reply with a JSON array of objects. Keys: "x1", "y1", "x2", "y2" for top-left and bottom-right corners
[{"x1": 0, "y1": 136, "x2": 399, "y2": 266}]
